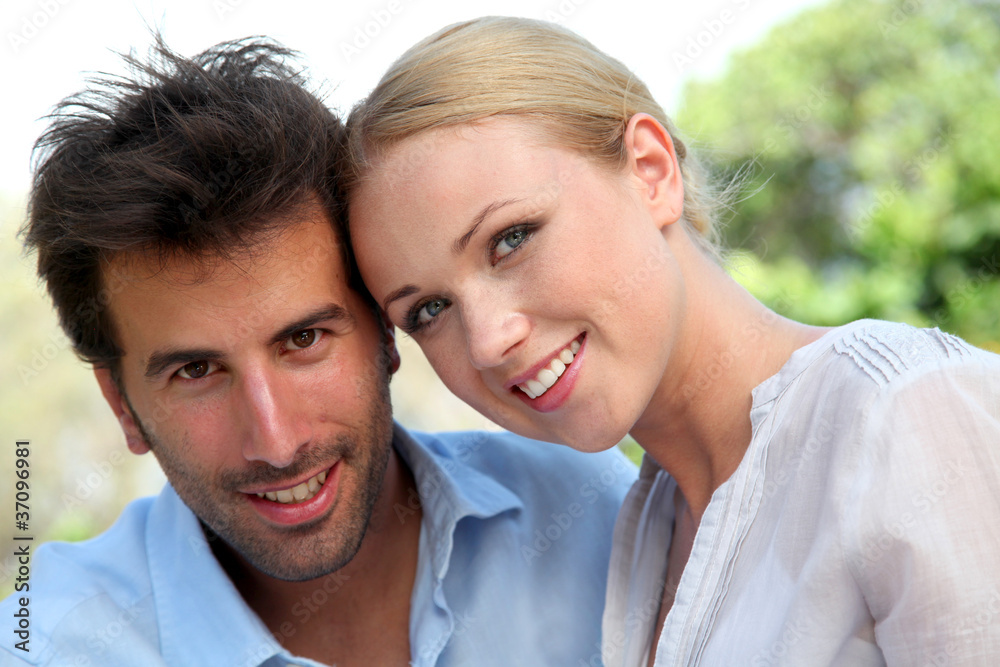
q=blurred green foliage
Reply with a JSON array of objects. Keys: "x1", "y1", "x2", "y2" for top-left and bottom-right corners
[{"x1": 678, "y1": 0, "x2": 1000, "y2": 349}]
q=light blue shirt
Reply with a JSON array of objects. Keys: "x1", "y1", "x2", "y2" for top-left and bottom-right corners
[{"x1": 1, "y1": 425, "x2": 636, "y2": 666}]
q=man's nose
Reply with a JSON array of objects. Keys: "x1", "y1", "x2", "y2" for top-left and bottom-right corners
[
  {"x1": 239, "y1": 366, "x2": 311, "y2": 468},
  {"x1": 462, "y1": 289, "x2": 530, "y2": 370}
]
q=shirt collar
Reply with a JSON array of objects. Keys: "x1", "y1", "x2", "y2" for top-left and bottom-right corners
[
  {"x1": 146, "y1": 485, "x2": 293, "y2": 667},
  {"x1": 144, "y1": 424, "x2": 523, "y2": 666},
  {"x1": 391, "y1": 424, "x2": 523, "y2": 580}
]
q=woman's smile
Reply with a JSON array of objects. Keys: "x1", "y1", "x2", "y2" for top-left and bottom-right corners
[{"x1": 512, "y1": 333, "x2": 587, "y2": 413}]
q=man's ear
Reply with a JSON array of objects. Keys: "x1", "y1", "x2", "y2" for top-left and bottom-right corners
[
  {"x1": 623, "y1": 113, "x2": 685, "y2": 229},
  {"x1": 381, "y1": 310, "x2": 401, "y2": 375},
  {"x1": 94, "y1": 368, "x2": 150, "y2": 455}
]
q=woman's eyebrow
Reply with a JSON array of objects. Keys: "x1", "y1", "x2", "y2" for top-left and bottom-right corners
[
  {"x1": 382, "y1": 285, "x2": 420, "y2": 313},
  {"x1": 453, "y1": 198, "x2": 523, "y2": 253}
]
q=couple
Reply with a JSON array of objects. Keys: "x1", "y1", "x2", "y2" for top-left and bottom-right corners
[{"x1": 5, "y1": 16, "x2": 1000, "y2": 667}]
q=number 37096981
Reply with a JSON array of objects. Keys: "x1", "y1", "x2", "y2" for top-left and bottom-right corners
[{"x1": 15, "y1": 443, "x2": 30, "y2": 523}]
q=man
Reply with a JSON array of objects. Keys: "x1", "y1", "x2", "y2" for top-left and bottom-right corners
[{"x1": 0, "y1": 39, "x2": 636, "y2": 666}]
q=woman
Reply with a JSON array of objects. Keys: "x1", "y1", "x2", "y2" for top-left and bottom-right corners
[{"x1": 346, "y1": 16, "x2": 1000, "y2": 666}]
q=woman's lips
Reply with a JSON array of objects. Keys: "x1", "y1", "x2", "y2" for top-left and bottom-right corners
[{"x1": 512, "y1": 334, "x2": 586, "y2": 412}]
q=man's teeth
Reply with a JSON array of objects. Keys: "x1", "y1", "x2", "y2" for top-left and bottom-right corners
[
  {"x1": 256, "y1": 470, "x2": 328, "y2": 504},
  {"x1": 519, "y1": 339, "x2": 581, "y2": 400}
]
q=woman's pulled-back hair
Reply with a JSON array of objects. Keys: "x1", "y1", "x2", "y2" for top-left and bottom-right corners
[{"x1": 348, "y1": 16, "x2": 723, "y2": 255}]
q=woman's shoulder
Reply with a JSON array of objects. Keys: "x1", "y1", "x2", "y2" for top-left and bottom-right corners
[
  {"x1": 785, "y1": 319, "x2": 1000, "y2": 484},
  {"x1": 757, "y1": 319, "x2": 998, "y2": 474},
  {"x1": 776, "y1": 319, "x2": 997, "y2": 403},
  {"x1": 823, "y1": 319, "x2": 995, "y2": 386}
]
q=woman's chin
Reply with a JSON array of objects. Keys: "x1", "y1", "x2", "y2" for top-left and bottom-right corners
[{"x1": 510, "y1": 416, "x2": 630, "y2": 455}]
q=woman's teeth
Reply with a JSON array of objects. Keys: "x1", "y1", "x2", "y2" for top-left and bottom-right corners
[
  {"x1": 256, "y1": 469, "x2": 328, "y2": 504},
  {"x1": 518, "y1": 339, "x2": 581, "y2": 400}
]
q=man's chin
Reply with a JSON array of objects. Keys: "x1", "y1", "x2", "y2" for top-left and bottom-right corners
[
  {"x1": 203, "y1": 517, "x2": 368, "y2": 583},
  {"x1": 243, "y1": 538, "x2": 365, "y2": 583}
]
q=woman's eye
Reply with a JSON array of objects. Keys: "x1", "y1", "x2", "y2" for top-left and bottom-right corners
[
  {"x1": 416, "y1": 298, "x2": 449, "y2": 326},
  {"x1": 495, "y1": 228, "x2": 528, "y2": 259},
  {"x1": 177, "y1": 360, "x2": 215, "y2": 380},
  {"x1": 287, "y1": 328, "x2": 322, "y2": 350}
]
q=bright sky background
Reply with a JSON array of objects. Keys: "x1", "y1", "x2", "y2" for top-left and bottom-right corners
[{"x1": 1, "y1": 0, "x2": 830, "y2": 203}]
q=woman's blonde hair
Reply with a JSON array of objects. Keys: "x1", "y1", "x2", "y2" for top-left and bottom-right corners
[{"x1": 348, "y1": 16, "x2": 724, "y2": 255}]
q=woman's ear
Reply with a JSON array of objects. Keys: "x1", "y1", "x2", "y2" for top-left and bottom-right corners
[
  {"x1": 94, "y1": 368, "x2": 150, "y2": 455},
  {"x1": 623, "y1": 113, "x2": 685, "y2": 228}
]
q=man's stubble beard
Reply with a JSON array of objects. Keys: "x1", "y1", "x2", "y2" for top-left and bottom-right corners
[{"x1": 125, "y1": 362, "x2": 395, "y2": 582}]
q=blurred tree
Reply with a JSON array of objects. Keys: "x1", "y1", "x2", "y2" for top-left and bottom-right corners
[{"x1": 678, "y1": 0, "x2": 1000, "y2": 349}]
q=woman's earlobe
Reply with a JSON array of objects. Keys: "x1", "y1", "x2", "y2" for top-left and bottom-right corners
[{"x1": 624, "y1": 113, "x2": 686, "y2": 227}]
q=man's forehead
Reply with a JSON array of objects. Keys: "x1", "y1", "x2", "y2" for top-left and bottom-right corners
[
  {"x1": 102, "y1": 219, "x2": 351, "y2": 337},
  {"x1": 106, "y1": 223, "x2": 344, "y2": 286}
]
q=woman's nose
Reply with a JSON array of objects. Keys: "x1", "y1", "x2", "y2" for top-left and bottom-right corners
[{"x1": 461, "y1": 291, "x2": 530, "y2": 370}]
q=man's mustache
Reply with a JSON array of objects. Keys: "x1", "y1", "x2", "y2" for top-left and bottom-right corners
[{"x1": 219, "y1": 436, "x2": 355, "y2": 491}]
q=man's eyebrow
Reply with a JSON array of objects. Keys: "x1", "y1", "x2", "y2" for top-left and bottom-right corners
[
  {"x1": 143, "y1": 304, "x2": 353, "y2": 380},
  {"x1": 453, "y1": 198, "x2": 523, "y2": 254},
  {"x1": 266, "y1": 304, "x2": 354, "y2": 347}
]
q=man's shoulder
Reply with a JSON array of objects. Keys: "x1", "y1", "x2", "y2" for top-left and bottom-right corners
[
  {"x1": 405, "y1": 427, "x2": 638, "y2": 507},
  {"x1": 0, "y1": 496, "x2": 159, "y2": 665}
]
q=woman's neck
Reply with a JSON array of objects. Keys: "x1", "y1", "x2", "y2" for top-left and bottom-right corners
[{"x1": 630, "y1": 238, "x2": 828, "y2": 521}]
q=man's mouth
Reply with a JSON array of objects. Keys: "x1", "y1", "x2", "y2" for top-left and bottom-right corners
[
  {"x1": 254, "y1": 469, "x2": 328, "y2": 505},
  {"x1": 516, "y1": 337, "x2": 582, "y2": 400}
]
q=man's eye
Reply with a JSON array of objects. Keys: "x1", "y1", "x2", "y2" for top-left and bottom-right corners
[
  {"x1": 177, "y1": 360, "x2": 215, "y2": 380},
  {"x1": 416, "y1": 299, "x2": 449, "y2": 326},
  {"x1": 287, "y1": 328, "x2": 322, "y2": 350}
]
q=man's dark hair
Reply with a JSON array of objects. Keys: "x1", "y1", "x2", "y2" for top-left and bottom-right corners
[{"x1": 21, "y1": 36, "x2": 363, "y2": 383}]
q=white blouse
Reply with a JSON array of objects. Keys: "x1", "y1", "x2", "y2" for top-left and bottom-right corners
[{"x1": 602, "y1": 320, "x2": 1000, "y2": 666}]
